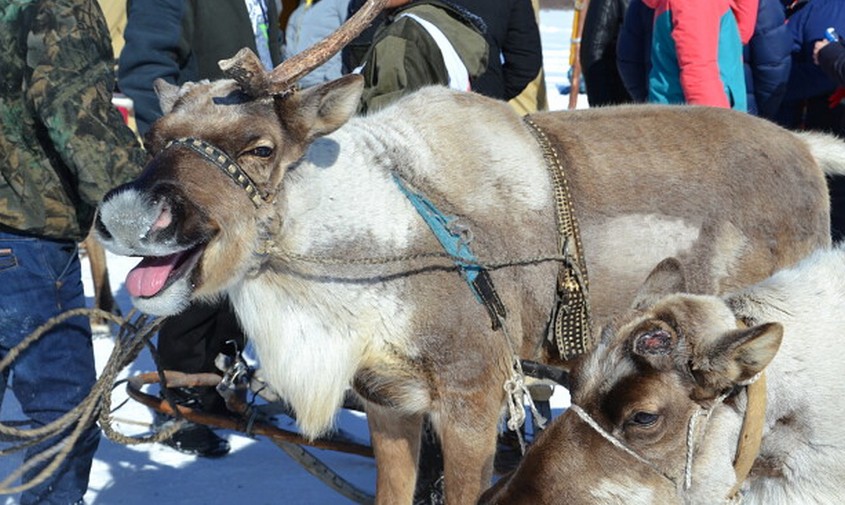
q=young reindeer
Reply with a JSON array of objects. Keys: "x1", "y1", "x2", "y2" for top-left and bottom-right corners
[
  {"x1": 481, "y1": 248, "x2": 845, "y2": 504},
  {"x1": 94, "y1": 1, "x2": 845, "y2": 502}
]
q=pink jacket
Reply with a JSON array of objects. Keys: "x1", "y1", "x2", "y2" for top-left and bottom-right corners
[{"x1": 643, "y1": 0, "x2": 758, "y2": 107}]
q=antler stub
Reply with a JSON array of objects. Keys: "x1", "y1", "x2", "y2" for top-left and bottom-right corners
[
  {"x1": 219, "y1": 48, "x2": 274, "y2": 97},
  {"x1": 219, "y1": 0, "x2": 389, "y2": 97}
]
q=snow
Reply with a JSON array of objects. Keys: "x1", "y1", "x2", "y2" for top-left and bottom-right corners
[{"x1": 1, "y1": 9, "x2": 582, "y2": 504}]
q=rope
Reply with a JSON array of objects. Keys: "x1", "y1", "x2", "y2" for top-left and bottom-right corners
[
  {"x1": 568, "y1": 404, "x2": 676, "y2": 486},
  {"x1": 569, "y1": 384, "x2": 748, "y2": 503},
  {"x1": 0, "y1": 307, "x2": 164, "y2": 495},
  {"x1": 684, "y1": 390, "x2": 732, "y2": 492},
  {"x1": 685, "y1": 409, "x2": 706, "y2": 490},
  {"x1": 498, "y1": 319, "x2": 546, "y2": 454},
  {"x1": 272, "y1": 246, "x2": 571, "y2": 272}
]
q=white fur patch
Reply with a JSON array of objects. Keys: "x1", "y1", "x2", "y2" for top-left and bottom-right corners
[
  {"x1": 585, "y1": 214, "x2": 699, "y2": 276},
  {"x1": 281, "y1": 128, "x2": 419, "y2": 253},
  {"x1": 584, "y1": 213, "x2": 700, "y2": 320},
  {"x1": 361, "y1": 88, "x2": 553, "y2": 215},
  {"x1": 130, "y1": 279, "x2": 192, "y2": 316},
  {"x1": 230, "y1": 274, "x2": 413, "y2": 439},
  {"x1": 797, "y1": 130, "x2": 845, "y2": 176}
]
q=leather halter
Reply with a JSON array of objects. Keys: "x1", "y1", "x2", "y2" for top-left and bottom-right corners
[
  {"x1": 728, "y1": 368, "x2": 767, "y2": 499},
  {"x1": 164, "y1": 137, "x2": 266, "y2": 207}
]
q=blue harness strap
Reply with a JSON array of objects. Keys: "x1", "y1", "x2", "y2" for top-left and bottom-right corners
[{"x1": 392, "y1": 173, "x2": 506, "y2": 329}]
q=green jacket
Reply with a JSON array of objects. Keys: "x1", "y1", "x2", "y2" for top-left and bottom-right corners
[
  {"x1": 358, "y1": 0, "x2": 489, "y2": 113},
  {"x1": 0, "y1": 0, "x2": 146, "y2": 242}
]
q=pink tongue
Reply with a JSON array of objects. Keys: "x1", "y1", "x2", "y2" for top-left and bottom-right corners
[{"x1": 125, "y1": 253, "x2": 183, "y2": 298}]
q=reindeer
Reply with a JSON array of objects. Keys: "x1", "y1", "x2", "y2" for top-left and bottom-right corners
[
  {"x1": 93, "y1": 1, "x2": 845, "y2": 502},
  {"x1": 480, "y1": 247, "x2": 845, "y2": 505}
]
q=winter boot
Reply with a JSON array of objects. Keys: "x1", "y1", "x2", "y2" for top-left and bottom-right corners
[{"x1": 154, "y1": 387, "x2": 231, "y2": 458}]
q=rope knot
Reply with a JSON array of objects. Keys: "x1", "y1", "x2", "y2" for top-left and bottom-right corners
[{"x1": 502, "y1": 357, "x2": 548, "y2": 453}]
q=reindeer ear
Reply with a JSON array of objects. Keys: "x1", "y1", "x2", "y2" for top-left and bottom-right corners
[
  {"x1": 281, "y1": 74, "x2": 364, "y2": 141},
  {"x1": 632, "y1": 257, "x2": 688, "y2": 310},
  {"x1": 154, "y1": 78, "x2": 181, "y2": 114},
  {"x1": 691, "y1": 322, "x2": 783, "y2": 396}
]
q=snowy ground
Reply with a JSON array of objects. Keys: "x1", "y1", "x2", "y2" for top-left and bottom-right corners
[{"x1": 1, "y1": 9, "x2": 583, "y2": 504}]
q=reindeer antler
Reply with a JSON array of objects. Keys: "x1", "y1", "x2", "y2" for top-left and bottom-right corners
[{"x1": 220, "y1": 0, "x2": 389, "y2": 97}]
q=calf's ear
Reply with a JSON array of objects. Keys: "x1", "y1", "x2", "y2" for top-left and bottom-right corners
[
  {"x1": 632, "y1": 257, "x2": 688, "y2": 310},
  {"x1": 691, "y1": 322, "x2": 783, "y2": 397},
  {"x1": 278, "y1": 74, "x2": 364, "y2": 142}
]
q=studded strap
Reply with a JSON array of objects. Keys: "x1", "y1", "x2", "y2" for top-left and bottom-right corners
[{"x1": 165, "y1": 137, "x2": 265, "y2": 207}]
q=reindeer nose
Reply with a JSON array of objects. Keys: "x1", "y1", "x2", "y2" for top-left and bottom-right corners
[{"x1": 149, "y1": 202, "x2": 174, "y2": 234}]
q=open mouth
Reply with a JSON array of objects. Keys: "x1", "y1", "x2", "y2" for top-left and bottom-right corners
[{"x1": 125, "y1": 244, "x2": 205, "y2": 298}]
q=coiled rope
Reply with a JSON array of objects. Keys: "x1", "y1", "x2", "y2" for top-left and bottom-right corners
[{"x1": 0, "y1": 308, "x2": 165, "y2": 495}]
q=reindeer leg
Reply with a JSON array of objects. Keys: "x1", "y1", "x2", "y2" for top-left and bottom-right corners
[
  {"x1": 367, "y1": 404, "x2": 422, "y2": 505},
  {"x1": 82, "y1": 233, "x2": 118, "y2": 326},
  {"x1": 436, "y1": 393, "x2": 501, "y2": 505}
]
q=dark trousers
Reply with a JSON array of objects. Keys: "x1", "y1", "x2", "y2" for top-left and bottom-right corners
[
  {"x1": 830, "y1": 174, "x2": 845, "y2": 243},
  {"x1": 156, "y1": 298, "x2": 245, "y2": 413},
  {"x1": 777, "y1": 96, "x2": 845, "y2": 244}
]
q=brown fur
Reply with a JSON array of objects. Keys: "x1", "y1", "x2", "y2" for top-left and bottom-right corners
[
  {"x1": 481, "y1": 293, "x2": 771, "y2": 504},
  {"x1": 531, "y1": 105, "x2": 830, "y2": 323},
  {"x1": 96, "y1": 77, "x2": 841, "y2": 505},
  {"x1": 482, "y1": 248, "x2": 845, "y2": 504}
]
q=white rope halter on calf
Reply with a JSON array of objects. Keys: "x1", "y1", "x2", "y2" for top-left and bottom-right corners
[{"x1": 568, "y1": 380, "x2": 747, "y2": 503}]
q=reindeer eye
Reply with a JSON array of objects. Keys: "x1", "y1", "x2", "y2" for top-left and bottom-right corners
[
  {"x1": 628, "y1": 411, "x2": 659, "y2": 427},
  {"x1": 247, "y1": 146, "x2": 273, "y2": 158}
]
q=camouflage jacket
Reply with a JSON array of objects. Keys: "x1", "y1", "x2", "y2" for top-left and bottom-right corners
[{"x1": 0, "y1": 0, "x2": 146, "y2": 242}]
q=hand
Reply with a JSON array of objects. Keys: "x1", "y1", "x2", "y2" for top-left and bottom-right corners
[{"x1": 814, "y1": 39, "x2": 830, "y2": 65}]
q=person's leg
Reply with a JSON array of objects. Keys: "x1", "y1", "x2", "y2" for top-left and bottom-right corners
[
  {"x1": 413, "y1": 417, "x2": 445, "y2": 505},
  {"x1": 157, "y1": 300, "x2": 224, "y2": 372},
  {"x1": 154, "y1": 298, "x2": 244, "y2": 456},
  {"x1": 0, "y1": 233, "x2": 99, "y2": 505},
  {"x1": 828, "y1": 174, "x2": 845, "y2": 243},
  {"x1": 806, "y1": 100, "x2": 845, "y2": 243}
]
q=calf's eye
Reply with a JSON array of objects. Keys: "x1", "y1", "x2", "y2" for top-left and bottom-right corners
[{"x1": 629, "y1": 411, "x2": 659, "y2": 427}]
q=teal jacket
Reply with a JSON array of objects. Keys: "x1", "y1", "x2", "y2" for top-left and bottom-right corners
[
  {"x1": 644, "y1": 0, "x2": 755, "y2": 111},
  {"x1": 0, "y1": 0, "x2": 146, "y2": 241}
]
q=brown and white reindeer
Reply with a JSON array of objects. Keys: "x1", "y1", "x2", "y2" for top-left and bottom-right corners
[
  {"x1": 93, "y1": 1, "x2": 845, "y2": 502},
  {"x1": 480, "y1": 247, "x2": 845, "y2": 505}
]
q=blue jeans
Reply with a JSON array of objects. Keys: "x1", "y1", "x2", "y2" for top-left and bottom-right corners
[{"x1": 0, "y1": 230, "x2": 100, "y2": 505}]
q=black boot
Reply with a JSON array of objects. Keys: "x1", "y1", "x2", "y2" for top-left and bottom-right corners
[{"x1": 154, "y1": 387, "x2": 231, "y2": 458}]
